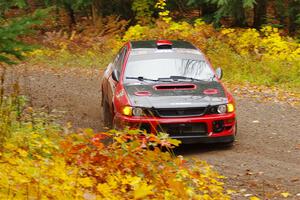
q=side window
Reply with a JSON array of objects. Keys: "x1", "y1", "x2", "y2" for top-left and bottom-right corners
[
  {"x1": 112, "y1": 49, "x2": 122, "y2": 68},
  {"x1": 116, "y1": 47, "x2": 127, "y2": 73},
  {"x1": 112, "y1": 46, "x2": 127, "y2": 78}
]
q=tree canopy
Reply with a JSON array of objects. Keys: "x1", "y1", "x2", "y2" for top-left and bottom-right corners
[{"x1": 0, "y1": 0, "x2": 299, "y2": 32}]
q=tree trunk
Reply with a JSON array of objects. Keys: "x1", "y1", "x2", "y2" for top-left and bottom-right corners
[
  {"x1": 91, "y1": 2, "x2": 96, "y2": 24},
  {"x1": 25, "y1": 0, "x2": 36, "y2": 12},
  {"x1": 287, "y1": 0, "x2": 300, "y2": 34},
  {"x1": 64, "y1": 3, "x2": 76, "y2": 30},
  {"x1": 198, "y1": 3, "x2": 217, "y2": 24},
  {"x1": 233, "y1": 0, "x2": 247, "y2": 27},
  {"x1": 202, "y1": 3, "x2": 217, "y2": 16},
  {"x1": 174, "y1": 0, "x2": 186, "y2": 13},
  {"x1": 91, "y1": 0, "x2": 103, "y2": 28},
  {"x1": 55, "y1": 1, "x2": 60, "y2": 29},
  {"x1": 0, "y1": 65, "x2": 6, "y2": 106},
  {"x1": 253, "y1": 0, "x2": 267, "y2": 29},
  {"x1": 274, "y1": 0, "x2": 286, "y2": 26}
]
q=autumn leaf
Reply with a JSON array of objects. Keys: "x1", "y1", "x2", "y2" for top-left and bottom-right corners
[
  {"x1": 97, "y1": 183, "x2": 112, "y2": 197},
  {"x1": 17, "y1": 148, "x2": 28, "y2": 157},
  {"x1": 281, "y1": 192, "x2": 290, "y2": 198},
  {"x1": 226, "y1": 189, "x2": 236, "y2": 194},
  {"x1": 78, "y1": 177, "x2": 94, "y2": 187},
  {"x1": 134, "y1": 182, "x2": 154, "y2": 199}
]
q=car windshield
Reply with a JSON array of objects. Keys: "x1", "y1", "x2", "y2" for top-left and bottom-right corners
[{"x1": 124, "y1": 57, "x2": 214, "y2": 82}]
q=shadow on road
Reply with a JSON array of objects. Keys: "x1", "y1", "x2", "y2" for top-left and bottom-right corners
[{"x1": 173, "y1": 143, "x2": 234, "y2": 156}]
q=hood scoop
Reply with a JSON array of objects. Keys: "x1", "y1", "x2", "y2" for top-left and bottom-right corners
[
  {"x1": 154, "y1": 84, "x2": 197, "y2": 90},
  {"x1": 203, "y1": 88, "x2": 219, "y2": 95}
]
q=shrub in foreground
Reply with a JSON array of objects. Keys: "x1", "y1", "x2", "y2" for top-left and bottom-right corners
[{"x1": 0, "y1": 99, "x2": 229, "y2": 199}]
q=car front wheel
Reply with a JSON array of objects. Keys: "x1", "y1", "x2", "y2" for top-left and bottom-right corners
[{"x1": 222, "y1": 122, "x2": 237, "y2": 147}]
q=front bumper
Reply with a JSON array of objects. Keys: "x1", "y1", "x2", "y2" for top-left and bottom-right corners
[{"x1": 114, "y1": 112, "x2": 236, "y2": 144}]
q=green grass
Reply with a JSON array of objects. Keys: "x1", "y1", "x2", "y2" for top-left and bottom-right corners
[{"x1": 27, "y1": 48, "x2": 115, "y2": 69}]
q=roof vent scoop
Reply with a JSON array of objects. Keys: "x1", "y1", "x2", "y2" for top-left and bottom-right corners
[{"x1": 156, "y1": 40, "x2": 173, "y2": 49}]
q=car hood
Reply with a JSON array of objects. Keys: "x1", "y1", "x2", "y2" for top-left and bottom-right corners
[{"x1": 124, "y1": 81, "x2": 228, "y2": 108}]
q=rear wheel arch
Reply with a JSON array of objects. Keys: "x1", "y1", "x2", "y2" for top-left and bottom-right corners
[
  {"x1": 111, "y1": 102, "x2": 116, "y2": 117},
  {"x1": 101, "y1": 85, "x2": 106, "y2": 106}
]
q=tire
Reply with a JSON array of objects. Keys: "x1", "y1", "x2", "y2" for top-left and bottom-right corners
[
  {"x1": 102, "y1": 100, "x2": 113, "y2": 129},
  {"x1": 222, "y1": 138, "x2": 235, "y2": 147},
  {"x1": 221, "y1": 122, "x2": 237, "y2": 147}
]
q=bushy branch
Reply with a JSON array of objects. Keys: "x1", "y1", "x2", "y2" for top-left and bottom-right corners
[{"x1": 0, "y1": 9, "x2": 47, "y2": 65}]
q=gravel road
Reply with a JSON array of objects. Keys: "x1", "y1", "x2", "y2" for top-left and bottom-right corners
[{"x1": 5, "y1": 66, "x2": 300, "y2": 199}]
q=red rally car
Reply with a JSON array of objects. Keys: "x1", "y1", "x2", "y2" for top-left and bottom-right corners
[{"x1": 101, "y1": 40, "x2": 237, "y2": 144}]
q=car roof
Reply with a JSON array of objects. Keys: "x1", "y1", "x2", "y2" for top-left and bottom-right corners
[
  {"x1": 130, "y1": 40, "x2": 197, "y2": 50},
  {"x1": 128, "y1": 40, "x2": 204, "y2": 61}
]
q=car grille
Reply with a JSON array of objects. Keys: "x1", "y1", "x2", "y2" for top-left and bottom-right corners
[
  {"x1": 146, "y1": 107, "x2": 206, "y2": 118},
  {"x1": 157, "y1": 123, "x2": 208, "y2": 137}
]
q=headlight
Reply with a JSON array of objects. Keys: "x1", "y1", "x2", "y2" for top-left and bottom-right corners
[
  {"x1": 217, "y1": 105, "x2": 227, "y2": 114},
  {"x1": 132, "y1": 107, "x2": 145, "y2": 116},
  {"x1": 209, "y1": 104, "x2": 235, "y2": 114},
  {"x1": 227, "y1": 103, "x2": 235, "y2": 113},
  {"x1": 122, "y1": 106, "x2": 132, "y2": 116},
  {"x1": 122, "y1": 106, "x2": 145, "y2": 116}
]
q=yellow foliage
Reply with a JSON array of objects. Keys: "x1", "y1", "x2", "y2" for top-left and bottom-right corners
[
  {"x1": 120, "y1": 20, "x2": 299, "y2": 89},
  {"x1": 25, "y1": 49, "x2": 55, "y2": 57},
  {"x1": 78, "y1": 177, "x2": 94, "y2": 187},
  {"x1": 168, "y1": 21, "x2": 191, "y2": 37},
  {"x1": 122, "y1": 24, "x2": 151, "y2": 41},
  {"x1": 97, "y1": 183, "x2": 113, "y2": 198},
  {"x1": 0, "y1": 123, "x2": 230, "y2": 199},
  {"x1": 155, "y1": 0, "x2": 172, "y2": 23},
  {"x1": 0, "y1": 97, "x2": 230, "y2": 199},
  {"x1": 133, "y1": 182, "x2": 154, "y2": 199},
  {"x1": 220, "y1": 26, "x2": 300, "y2": 61}
]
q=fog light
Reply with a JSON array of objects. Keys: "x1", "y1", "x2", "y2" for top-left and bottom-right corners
[
  {"x1": 217, "y1": 105, "x2": 227, "y2": 114},
  {"x1": 225, "y1": 118, "x2": 235, "y2": 123},
  {"x1": 213, "y1": 120, "x2": 224, "y2": 133},
  {"x1": 132, "y1": 108, "x2": 144, "y2": 116},
  {"x1": 227, "y1": 103, "x2": 235, "y2": 113},
  {"x1": 122, "y1": 106, "x2": 132, "y2": 116}
]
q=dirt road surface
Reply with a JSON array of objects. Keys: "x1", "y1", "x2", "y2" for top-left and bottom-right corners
[{"x1": 6, "y1": 66, "x2": 300, "y2": 199}]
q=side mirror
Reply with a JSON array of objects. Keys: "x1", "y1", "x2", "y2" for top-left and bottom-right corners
[
  {"x1": 215, "y1": 67, "x2": 223, "y2": 80},
  {"x1": 111, "y1": 69, "x2": 119, "y2": 82}
]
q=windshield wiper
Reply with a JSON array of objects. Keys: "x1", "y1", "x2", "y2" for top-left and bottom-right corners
[
  {"x1": 126, "y1": 76, "x2": 211, "y2": 82},
  {"x1": 126, "y1": 76, "x2": 158, "y2": 82},
  {"x1": 158, "y1": 76, "x2": 207, "y2": 82},
  {"x1": 209, "y1": 74, "x2": 216, "y2": 81}
]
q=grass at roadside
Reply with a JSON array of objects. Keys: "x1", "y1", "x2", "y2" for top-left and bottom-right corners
[{"x1": 26, "y1": 48, "x2": 115, "y2": 69}]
